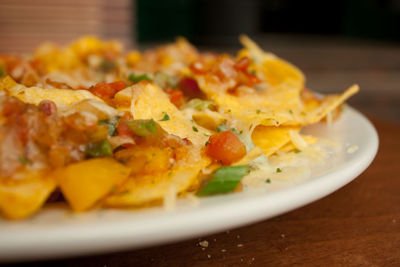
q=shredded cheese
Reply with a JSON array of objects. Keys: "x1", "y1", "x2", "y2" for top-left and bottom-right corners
[{"x1": 289, "y1": 130, "x2": 308, "y2": 150}]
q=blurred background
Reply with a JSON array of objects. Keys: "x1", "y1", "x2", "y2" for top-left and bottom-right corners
[{"x1": 0, "y1": 0, "x2": 399, "y2": 121}]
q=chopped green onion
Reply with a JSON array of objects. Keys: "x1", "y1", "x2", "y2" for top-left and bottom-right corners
[
  {"x1": 192, "y1": 126, "x2": 198, "y2": 132},
  {"x1": 197, "y1": 166, "x2": 249, "y2": 196},
  {"x1": 100, "y1": 60, "x2": 116, "y2": 72},
  {"x1": 294, "y1": 149, "x2": 301, "y2": 153},
  {"x1": 289, "y1": 109, "x2": 293, "y2": 114},
  {"x1": 153, "y1": 72, "x2": 178, "y2": 88},
  {"x1": 125, "y1": 119, "x2": 157, "y2": 136},
  {"x1": 185, "y1": 99, "x2": 216, "y2": 111},
  {"x1": 205, "y1": 140, "x2": 210, "y2": 146},
  {"x1": 256, "y1": 109, "x2": 261, "y2": 114},
  {"x1": 265, "y1": 178, "x2": 271, "y2": 184},
  {"x1": 98, "y1": 117, "x2": 119, "y2": 136},
  {"x1": 276, "y1": 168, "x2": 282, "y2": 173},
  {"x1": 128, "y1": 73, "x2": 152, "y2": 83},
  {"x1": 159, "y1": 113, "x2": 170, "y2": 121},
  {"x1": 85, "y1": 140, "x2": 113, "y2": 158},
  {"x1": 0, "y1": 66, "x2": 5, "y2": 77},
  {"x1": 109, "y1": 185, "x2": 117, "y2": 194},
  {"x1": 216, "y1": 122, "x2": 228, "y2": 133},
  {"x1": 18, "y1": 156, "x2": 31, "y2": 165}
]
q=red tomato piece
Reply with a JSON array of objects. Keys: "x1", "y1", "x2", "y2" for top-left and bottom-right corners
[
  {"x1": 39, "y1": 100, "x2": 57, "y2": 116},
  {"x1": 165, "y1": 89, "x2": 184, "y2": 107},
  {"x1": 190, "y1": 61, "x2": 207, "y2": 74},
  {"x1": 108, "y1": 81, "x2": 127, "y2": 92},
  {"x1": 90, "y1": 81, "x2": 126, "y2": 100},
  {"x1": 246, "y1": 74, "x2": 261, "y2": 86},
  {"x1": 178, "y1": 77, "x2": 203, "y2": 99},
  {"x1": 234, "y1": 57, "x2": 250, "y2": 71},
  {"x1": 117, "y1": 121, "x2": 133, "y2": 137},
  {"x1": 206, "y1": 131, "x2": 246, "y2": 165}
]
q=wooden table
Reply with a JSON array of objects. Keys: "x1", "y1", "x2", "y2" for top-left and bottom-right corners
[
  {"x1": 7, "y1": 35, "x2": 400, "y2": 266},
  {"x1": 11, "y1": 119, "x2": 397, "y2": 267}
]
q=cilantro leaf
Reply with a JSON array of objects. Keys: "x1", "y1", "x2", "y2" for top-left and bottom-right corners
[
  {"x1": 159, "y1": 113, "x2": 170, "y2": 121},
  {"x1": 128, "y1": 73, "x2": 152, "y2": 83}
]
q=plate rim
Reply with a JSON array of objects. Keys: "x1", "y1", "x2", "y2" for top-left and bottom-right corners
[{"x1": 0, "y1": 107, "x2": 379, "y2": 262}]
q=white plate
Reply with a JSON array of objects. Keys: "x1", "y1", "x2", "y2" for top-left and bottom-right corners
[{"x1": 0, "y1": 107, "x2": 378, "y2": 262}]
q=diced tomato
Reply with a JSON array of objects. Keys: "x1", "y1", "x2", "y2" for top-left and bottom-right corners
[
  {"x1": 117, "y1": 121, "x2": 133, "y2": 137},
  {"x1": 205, "y1": 131, "x2": 246, "y2": 165},
  {"x1": 190, "y1": 61, "x2": 207, "y2": 74},
  {"x1": 246, "y1": 73, "x2": 261, "y2": 86},
  {"x1": 90, "y1": 81, "x2": 127, "y2": 100},
  {"x1": 108, "y1": 81, "x2": 127, "y2": 92},
  {"x1": 39, "y1": 100, "x2": 57, "y2": 116},
  {"x1": 178, "y1": 77, "x2": 203, "y2": 99},
  {"x1": 165, "y1": 89, "x2": 184, "y2": 107},
  {"x1": 234, "y1": 57, "x2": 250, "y2": 71}
]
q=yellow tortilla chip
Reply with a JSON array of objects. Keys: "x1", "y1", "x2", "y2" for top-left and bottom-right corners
[
  {"x1": 239, "y1": 35, "x2": 305, "y2": 88},
  {"x1": 131, "y1": 82, "x2": 210, "y2": 146},
  {"x1": 104, "y1": 157, "x2": 208, "y2": 207},
  {"x1": 0, "y1": 76, "x2": 103, "y2": 109},
  {"x1": 251, "y1": 125, "x2": 300, "y2": 156},
  {"x1": 279, "y1": 135, "x2": 318, "y2": 153},
  {"x1": 0, "y1": 170, "x2": 56, "y2": 220}
]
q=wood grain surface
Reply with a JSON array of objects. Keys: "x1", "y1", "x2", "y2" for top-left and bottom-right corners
[{"x1": 11, "y1": 118, "x2": 399, "y2": 267}]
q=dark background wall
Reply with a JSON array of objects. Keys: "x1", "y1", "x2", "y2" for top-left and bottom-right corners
[{"x1": 137, "y1": 0, "x2": 400, "y2": 44}]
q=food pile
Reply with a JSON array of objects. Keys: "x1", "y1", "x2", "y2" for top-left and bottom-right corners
[{"x1": 0, "y1": 36, "x2": 358, "y2": 219}]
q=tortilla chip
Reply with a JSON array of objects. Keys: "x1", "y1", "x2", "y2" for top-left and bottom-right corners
[
  {"x1": 131, "y1": 82, "x2": 210, "y2": 146},
  {"x1": 104, "y1": 157, "x2": 208, "y2": 207},
  {"x1": 251, "y1": 125, "x2": 300, "y2": 156},
  {"x1": 0, "y1": 170, "x2": 56, "y2": 220}
]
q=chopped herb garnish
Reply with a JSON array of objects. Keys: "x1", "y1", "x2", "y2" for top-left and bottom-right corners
[
  {"x1": 230, "y1": 128, "x2": 236, "y2": 132},
  {"x1": 276, "y1": 168, "x2": 282, "y2": 173},
  {"x1": 100, "y1": 59, "x2": 116, "y2": 72},
  {"x1": 128, "y1": 73, "x2": 152, "y2": 83},
  {"x1": 118, "y1": 190, "x2": 130, "y2": 196},
  {"x1": 294, "y1": 149, "x2": 301, "y2": 153},
  {"x1": 254, "y1": 85, "x2": 264, "y2": 91},
  {"x1": 256, "y1": 109, "x2": 261, "y2": 114},
  {"x1": 204, "y1": 133, "x2": 210, "y2": 137},
  {"x1": 159, "y1": 112, "x2": 170, "y2": 121},
  {"x1": 192, "y1": 126, "x2": 198, "y2": 132},
  {"x1": 197, "y1": 166, "x2": 249, "y2": 196},
  {"x1": 227, "y1": 109, "x2": 232, "y2": 113},
  {"x1": 18, "y1": 156, "x2": 30, "y2": 165},
  {"x1": 186, "y1": 99, "x2": 216, "y2": 111},
  {"x1": 205, "y1": 140, "x2": 210, "y2": 146},
  {"x1": 265, "y1": 179, "x2": 271, "y2": 184},
  {"x1": 239, "y1": 130, "x2": 243, "y2": 134},
  {"x1": 85, "y1": 140, "x2": 113, "y2": 158},
  {"x1": 0, "y1": 66, "x2": 5, "y2": 77},
  {"x1": 98, "y1": 117, "x2": 119, "y2": 136},
  {"x1": 216, "y1": 122, "x2": 228, "y2": 133},
  {"x1": 125, "y1": 119, "x2": 157, "y2": 136},
  {"x1": 110, "y1": 185, "x2": 117, "y2": 194},
  {"x1": 289, "y1": 109, "x2": 293, "y2": 114},
  {"x1": 153, "y1": 72, "x2": 178, "y2": 88}
]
